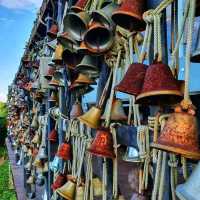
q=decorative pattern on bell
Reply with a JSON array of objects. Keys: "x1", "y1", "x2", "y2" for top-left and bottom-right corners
[
  {"x1": 136, "y1": 63, "x2": 183, "y2": 105},
  {"x1": 56, "y1": 143, "x2": 72, "y2": 161},
  {"x1": 47, "y1": 24, "x2": 59, "y2": 39},
  {"x1": 112, "y1": 0, "x2": 146, "y2": 31},
  {"x1": 51, "y1": 173, "x2": 67, "y2": 191},
  {"x1": 70, "y1": 101, "x2": 83, "y2": 119},
  {"x1": 88, "y1": 127, "x2": 115, "y2": 158},
  {"x1": 48, "y1": 129, "x2": 58, "y2": 142},
  {"x1": 71, "y1": 0, "x2": 89, "y2": 12},
  {"x1": 115, "y1": 63, "x2": 148, "y2": 96}
]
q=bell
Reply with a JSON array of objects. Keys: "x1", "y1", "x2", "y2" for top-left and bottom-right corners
[
  {"x1": 191, "y1": 25, "x2": 200, "y2": 63},
  {"x1": 77, "y1": 41, "x2": 90, "y2": 55},
  {"x1": 50, "y1": 156, "x2": 61, "y2": 172},
  {"x1": 151, "y1": 106, "x2": 200, "y2": 160},
  {"x1": 74, "y1": 73, "x2": 96, "y2": 85},
  {"x1": 92, "y1": 178, "x2": 102, "y2": 196},
  {"x1": 51, "y1": 173, "x2": 67, "y2": 191},
  {"x1": 176, "y1": 161, "x2": 200, "y2": 200},
  {"x1": 111, "y1": 0, "x2": 146, "y2": 31},
  {"x1": 88, "y1": 127, "x2": 115, "y2": 158},
  {"x1": 84, "y1": 21, "x2": 114, "y2": 54},
  {"x1": 52, "y1": 44, "x2": 64, "y2": 65},
  {"x1": 70, "y1": 83, "x2": 94, "y2": 95},
  {"x1": 136, "y1": 63, "x2": 183, "y2": 105},
  {"x1": 48, "y1": 129, "x2": 58, "y2": 142},
  {"x1": 36, "y1": 174, "x2": 45, "y2": 187},
  {"x1": 56, "y1": 180, "x2": 76, "y2": 200},
  {"x1": 47, "y1": 23, "x2": 59, "y2": 39},
  {"x1": 101, "y1": 98, "x2": 127, "y2": 121},
  {"x1": 75, "y1": 55, "x2": 99, "y2": 78},
  {"x1": 31, "y1": 132, "x2": 40, "y2": 144},
  {"x1": 92, "y1": 2, "x2": 119, "y2": 26},
  {"x1": 63, "y1": 11, "x2": 91, "y2": 41},
  {"x1": 47, "y1": 39, "x2": 57, "y2": 51},
  {"x1": 75, "y1": 185, "x2": 85, "y2": 200},
  {"x1": 32, "y1": 148, "x2": 39, "y2": 158},
  {"x1": 57, "y1": 32, "x2": 77, "y2": 47},
  {"x1": 31, "y1": 114, "x2": 39, "y2": 130},
  {"x1": 56, "y1": 142, "x2": 72, "y2": 161},
  {"x1": 115, "y1": 63, "x2": 148, "y2": 96},
  {"x1": 78, "y1": 106, "x2": 102, "y2": 129},
  {"x1": 33, "y1": 157, "x2": 43, "y2": 168},
  {"x1": 38, "y1": 146, "x2": 48, "y2": 160},
  {"x1": 123, "y1": 146, "x2": 140, "y2": 162},
  {"x1": 70, "y1": 101, "x2": 83, "y2": 119},
  {"x1": 48, "y1": 90, "x2": 58, "y2": 102},
  {"x1": 49, "y1": 71, "x2": 64, "y2": 87},
  {"x1": 27, "y1": 174, "x2": 35, "y2": 184},
  {"x1": 44, "y1": 65, "x2": 55, "y2": 80},
  {"x1": 71, "y1": 0, "x2": 90, "y2": 12}
]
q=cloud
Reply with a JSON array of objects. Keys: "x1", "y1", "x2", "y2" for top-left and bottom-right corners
[{"x1": 0, "y1": 0, "x2": 42, "y2": 10}]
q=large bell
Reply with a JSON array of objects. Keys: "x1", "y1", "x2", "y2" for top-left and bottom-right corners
[
  {"x1": 63, "y1": 11, "x2": 91, "y2": 41},
  {"x1": 136, "y1": 63, "x2": 182, "y2": 105},
  {"x1": 123, "y1": 146, "x2": 140, "y2": 162},
  {"x1": 191, "y1": 25, "x2": 200, "y2": 63},
  {"x1": 84, "y1": 21, "x2": 114, "y2": 54},
  {"x1": 71, "y1": 0, "x2": 90, "y2": 12},
  {"x1": 88, "y1": 127, "x2": 115, "y2": 158},
  {"x1": 74, "y1": 73, "x2": 96, "y2": 85},
  {"x1": 111, "y1": 0, "x2": 146, "y2": 31},
  {"x1": 92, "y1": 2, "x2": 119, "y2": 26},
  {"x1": 151, "y1": 106, "x2": 200, "y2": 160},
  {"x1": 47, "y1": 23, "x2": 59, "y2": 39},
  {"x1": 92, "y1": 178, "x2": 102, "y2": 196},
  {"x1": 176, "y1": 161, "x2": 200, "y2": 200},
  {"x1": 78, "y1": 106, "x2": 102, "y2": 129},
  {"x1": 49, "y1": 71, "x2": 64, "y2": 87},
  {"x1": 101, "y1": 98, "x2": 127, "y2": 121},
  {"x1": 75, "y1": 185, "x2": 85, "y2": 200},
  {"x1": 51, "y1": 173, "x2": 67, "y2": 191},
  {"x1": 70, "y1": 101, "x2": 83, "y2": 119},
  {"x1": 56, "y1": 180, "x2": 76, "y2": 200},
  {"x1": 115, "y1": 63, "x2": 148, "y2": 96},
  {"x1": 48, "y1": 129, "x2": 58, "y2": 142},
  {"x1": 56, "y1": 142, "x2": 72, "y2": 161},
  {"x1": 52, "y1": 44, "x2": 64, "y2": 65}
]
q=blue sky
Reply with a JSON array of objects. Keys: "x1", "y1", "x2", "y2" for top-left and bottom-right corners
[{"x1": 0, "y1": 0, "x2": 42, "y2": 102}]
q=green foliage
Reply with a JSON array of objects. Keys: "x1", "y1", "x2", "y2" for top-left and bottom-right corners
[{"x1": 0, "y1": 102, "x2": 7, "y2": 145}]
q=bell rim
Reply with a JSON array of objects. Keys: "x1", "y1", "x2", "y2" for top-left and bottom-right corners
[
  {"x1": 92, "y1": 10, "x2": 112, "y2": 26},
  {"x1": 115, "y1": 85, "x2": 139, "y2": 96},
  {"x1": 136, "y1": 90, "x2": 183, "y2": 105},
  {"x1": 78, "y1": 115, "x2": 99, "y2": 129},
  {"x1": 151, "y1": 142, "x2": 200, "y2": 160},
  {"x1": 56, "y1": 189, "x2": 74, "y2": 200},
  {"x1": 88, "y1": 148, "x2": 115, "y2": 158},
  {"x1": 75, "y1": 63, "x2": 99, "y2": 72}
]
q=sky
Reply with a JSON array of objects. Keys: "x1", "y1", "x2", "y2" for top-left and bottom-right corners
[{"x1": 0, "y1": 0, "x2": 43, "y2": 102}]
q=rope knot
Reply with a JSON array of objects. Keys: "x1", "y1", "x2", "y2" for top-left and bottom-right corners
[{"x1": 143, "y1": 10, "x2": 154, "y2": 23}]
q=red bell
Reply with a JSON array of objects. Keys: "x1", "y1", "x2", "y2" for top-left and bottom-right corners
[
  {"x1": 88, "y1": 127, "x2": 115, "y2": 158},
  {"x1": 71, "y1": 0, "x2": 89, "y2": 12},
  {"x1": 47, "y1": 24, "x2": 59, "y2": 39},
  {"x1": 70, "y1": 101, "x2": 83, "y2": 119},
  {"x1": 136, "y1": 63, "x2": 182, "y2": 105},
  {"x1": 48, "y1": 129, "x2": 58, "y2": 143},
  {"x1": 56, "y1": 142, "x2": 72, "y2": 161},
  {"x1": 115, "y1": 63, "x2": 148, "y2": 96},
  {"x1": 112, "y1": 0, "x2": 146, "y2": 31},
  {"x1": 51, "y1": 173, "x2": 67, "y2": 191}
]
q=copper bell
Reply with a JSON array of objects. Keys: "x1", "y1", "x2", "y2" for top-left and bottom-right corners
[
  {"x1": 51, "y1": 173, "x2": 67, "y2": 191},
  {"x1": 115, "y1": 63, "x2": 148, "y2": 96},
  {"x1": 52, "y1": 44, "x2": 64, "y2": 65},
  {"x1": 56, "y1": 142, "x2": 72, "y2": 161},
  {"x1": 191, "y1": 24, "x2": 200, "y2": 63},
  {"x1": 136, "y1": 63, "x2": 182, "y2": 105},
  {"x1": 71, "y1": 0, "x2": 90, "y2": 12},
  {"x1": 48, "y1": 129, "x2": 58, "y2": 142},
  {"x1": 78, "y1": 106, "x2": 102, "y2": 129},
  {"x1": 112, "y1": 0, "x2": 146, "y2": 31},
  {"x1": 70, "y1": 101, "x2": 83, "y2": 119},
  {"x1": 74, "y1": 73, "x2": 96, "y2": 85},
  {"x1": 88, "y1": 127, "x2": 115, "y2": 158},
  {"x1": 47, "y1": 23, "x2": 59, "y2": 39},
  {"x1": 84, "y1": 21, "x2": 114, "y2": 54},
  {"x1": 101, "y1": 98, "x2": 127, "y2": 121},
  {"x1": 151, "y1": 105, "x2": 200, "y2": 160},
  {"x1": 92, "y1": 178, "x2": 103, "y2": 196}
]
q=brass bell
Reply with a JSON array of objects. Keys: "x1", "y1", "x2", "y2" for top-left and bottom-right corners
[
  {"x1": 75, "y1": 185, "x2": 85, "y2": 200},
  {"x1": 92, "y1": 178, "x2": 102, "y2": 196},
  {"x1": 70, "y1": 101, "x2": 83, "y2": 119},
  {"x1": 101, "y1": 98, "x2": 127, "y2": 121},
  {"x1": 74, "y1": 73, "x2": 96, "y2": 85},
  {"x1": 123, "y1": 146, "x2": 140, "y2": 162},
  {"x1": 63, "y1": 11, "x2": 91, "y2": 41},
  {"x1": 191, "y1": 24, "x2": 200, "y2": 63},
  {"x1": 49, "y1": 71, "x2": 64, "y2": 87},
  {"x1": 56, "y1": 180, "x2": 76, "y2": 200},
  {"x1": 78, "y1": 106, "x2": 102, "y2": 129},
  {"x1": 52, "y1": 44, "x2": 64, "y2": 65}
]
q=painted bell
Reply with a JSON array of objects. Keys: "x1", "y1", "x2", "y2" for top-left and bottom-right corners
[
  {"x1": 50, "y1": 156, "x2": 61, "y2": 172},
  {"x1": 88, "y1": 127, "x2": 115, "y2": 158},
  {"x1": 136, "y1": 63, "x2": 182, "y2": 105},
  {"x1": 123, "y1": 146, "x2": 140, "y2": 162},
  {"x1": 71, "y1": 0, "x2": 89, "y2": 12},
  {"x1": 56, "y1": 142, "x2": 72, "y2": 161},
  {"x1": 115, "y1": 63, "x2": 148, "y2": 96},
  {"x1": 48, "y1": 129, "x2": 58, "y2": 142},
  {"x1": 92, "y1": 2, "x2": 119, "y2": 26},
  {"x1": 51, "y1": 173, "x2": 67, "y2": 191},
  {"x1": 112, "y1": 0, "x2": 146, "y2": 31},
  {"x1": 49, "y1": 71, "x2": 64, "y2": 87},
  {"x1": 101, "y1": 98, "x2": 127, "y2": 121},
  {"x1": 176, "y1": 161, "x2": 200, "y2": 200},
  {"x1": 75, "y1": 185, "x2": 85, "y2": 200},
  {"x1": 52, "y1": 44, "x2": 64, "y2": 65},
  {"x1": 38, "y1": 146, "x2": 48, "y2": 160},
  {"x1": 84, "y1": 21, "x2": 114, "y2": 54},
  {"x1": 63, "y1": 11, "x2": 91, "y2": 41},
  {"x1": 92, "y1": 178, "x2": 102, "y2": 196},
  {"x1": 70, "y1": 101, "x2": 83, "y2": 119},
  {"x1": 56, "y1": 180, "x2": 76, "y2": 200},
  {"x1": 151, "y1": 106, "x2": 200, "y2": 160},
  {"x1": 47, "y1": 24, "x2": 59, "y2": 39},
  {"x1": 191, "y1": 25, "x2": 200, "y2": 63},
  {"x1": 78, "y1": 106, "x2": 102, "y2": 129},
  {"x1": 74, "y1": 73, "x2": 96, "y2": 85}
]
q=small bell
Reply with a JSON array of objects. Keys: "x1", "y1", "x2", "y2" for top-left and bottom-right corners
[
  {"x1": 44, "y1": 65, "x2": 55, "y2": 80},
  {"x1": 70, "y1": 101, "x2": 83, "y2": 119},
  {"x1": 38, "y1": 146, "x2": 48, "y2": 160},
  {"x1": 50, "y1": 156, "x2": 61, "y2": 172},
  {"x1": 51, "y1": 173, "x2": 67, "y2": 191},
  {"x1": 57, "y1": 31, "x2": 77, "y2": 47},
  {"x1": 123, "y1": 146, "x2": 140, "y2": 162},
  {"x1": 92, "y1": 177, "x2": 102, "y2": 196},
  {"x1": 48, "y1": 90, "x2": 58, "y2": 103},
  {"x1": 52, "y1": 44, "x2": 64, "y2": 65},
  {"x1": 31, "y1": 114, "x2": 39, "y2": 130},
  {"x1": 27, "y1": 174, "x2": 35, "y2": 184},
  {"x1": 48, "y1": 129, "x2": 58, "y2": 143},
  {"x1": 31, "y1": 132, "x2": 40, "y2": 144},
  {"x1": 47, "y1": 23, "x2": 59, "y2": 39},
  {"x1": 74, "y1": 73, "x2": 96, "y2": 85},
  {"x1": 49, "y1": 71, "x2": 64, "y2": 87},
  {"x1": 56, "y1": 142, "x2": 72, "y2": 161}
]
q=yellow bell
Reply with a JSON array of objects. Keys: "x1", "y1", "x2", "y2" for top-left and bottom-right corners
[{"x1": 52, "y1": 44, "x2": 64, "y2": 65}]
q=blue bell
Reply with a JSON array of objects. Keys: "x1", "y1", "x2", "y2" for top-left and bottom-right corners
[{"x1": 50, "y1": 156, "x2": 61, "y2": 172}]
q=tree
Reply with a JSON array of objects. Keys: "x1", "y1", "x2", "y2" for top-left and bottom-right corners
[{"x1": 0, "y1": 102, "x2": 7, "y2": 145}]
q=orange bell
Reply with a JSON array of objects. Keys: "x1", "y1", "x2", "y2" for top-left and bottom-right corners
[
  {"x1": 48, "y1": 129, "x2": 58, "y2": 143},
  {"x1": 88, "y1": 127, "x2": 115, "y2": 158},
  {"x1": 56, "y1": 142, "x2": 72, "y2": 161},
  {"x1": 70, "y1": 101, "x2": 83, "y2": 119}
]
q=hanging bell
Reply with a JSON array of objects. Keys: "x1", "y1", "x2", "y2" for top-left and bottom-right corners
[
  {"x1": 176, "y1": 161, "x2": 200, "y2": 200},
  {"x1": 111, "y1": 0, "x2": 146, "y2": 31},
  {"x1": 151, "y1": 105, "x2": 200, "y2": 160},
  {"x1": 70, "y1": 101, "x2": 83, "y2": 119},
  {"x1": 74, "y1": 73, "x2": 96, "y2": 85},
  {"x1": 77, "y1": 41, "x2": 90, "y2": 55},
  {"x1": 27, "y1": 174, "x2": 35, "y2": 184},
  {"x1": 57, "y1": 32, "x2": 77, "y2": 47},
  {"x1": 56, "y1": 142, "x2": 72, "y2": 161},
  {"x1": 71, "y1": 0, "x2": 90, "y2": 12},
  {"x1": 51, "y1": 173, "x2": 67, "y2": 191},
  {"x1": 44, "y1": 65, "x2": 55, "y2": 80},
  {"x1": 36, "y1": 174, "x2": 45, "y2": 187},
  {"x1": 38, "y1": 146, "x2": 48, "y2": 160},
  {"x1": 136, "y1": 63, "x2": 183, "y2": 105},
  {"x1": 49, "y1": 71, "x2": 64, "y2": 87},
  {"x1": 31, "y1": 132, "x2": 40, "y2": 144},
  {"x1": 92, "y1": 177, "x2": 102, "y2": 196},
  {"x1": 31, "y1": 114, "x2": 39, "y2": 130},
  {"x1": 47, "y1": 23, "x2": 59, "y2": 39},
  {"x1": 88, "y1": 127, "x2": 115, "y2": 158},
  {"x1": 50, "y1": 156, "x2": 61, "y2": 172},
  {"x1": 191, "y1": 24, "x2": 200, "y2": 63},
  {"x1": 47, "y1": 39, "x2": 57, "y2": 51},
  {"x1": 84, "y1": 21, "x2": 114, "y2": 54},
  {"x1": 33, "y1": 157, "x2": 43, "y2": 168},
  {"x1": 70, "y1": 83, "x2": 94, "y2": 95},
  {"x1": 63, "y1": 11, "x2": 91, "y2": 41},
  {"x1": 75, "y1": 185, "x2": 85, "y2": 200},
  {"x1": 52, "y1": 44, "x2": 64, "y2": 65},
  {"x1": 101, "y1": 98, "x2": 127, "y2": 121},
  {"x1": 123, "y1": 146, "x2": 140, "y2": 162},
  {"x1": 48, "y1": 90, "x2": 58, "y2": 102},
  {"x1": 78, "y1": 106, "x2": 102, "y2": 129},
  {"x1": 56, "y1": 180, "x2": 76, "y2": 200},
  {"x1": 115, "y1": 63, "x2": 148, "y2": 96},
  {"x1": 48, "y1": 129, "x2": 58, "y2": 142}
]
